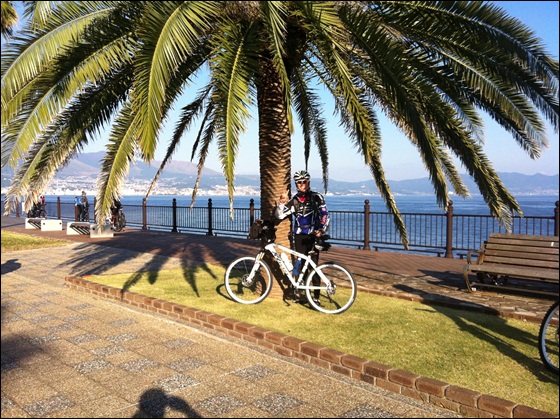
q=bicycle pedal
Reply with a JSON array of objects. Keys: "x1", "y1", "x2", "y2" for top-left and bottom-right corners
[{"x1": 312, "y1": 298, "x2": 322, "y2": 307}]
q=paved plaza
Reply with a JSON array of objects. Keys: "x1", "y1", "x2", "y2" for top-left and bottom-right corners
[{"x1": 1, "y1": 216, "x2": 556, "y2": 417}]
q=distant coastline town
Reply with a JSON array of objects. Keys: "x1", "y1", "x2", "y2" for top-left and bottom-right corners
[
  {"x1": 16, "y1": 176, "x2": 260, "y2": 198},
  {"x1": 1, "y1": 152, "x2": 558, "y2": 197},
  {"x1": 2, "y1": 172, "x2": 559, "y2": 198}
]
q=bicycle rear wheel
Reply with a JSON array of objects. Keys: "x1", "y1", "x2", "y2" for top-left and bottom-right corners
[
  {"x1": 224, "y1": 257, "x2": 273, "y2": 304},
  {"x1": 306, "y1": 263, "x2": 356, "y2": 314},
  {"x1": 538, "y1": 301, "x2": 559, "y2": 374}
]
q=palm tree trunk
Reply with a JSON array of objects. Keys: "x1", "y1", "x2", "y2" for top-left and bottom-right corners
[{"x1": 257, "y1": 58, "x2": 292, "y2": 298}]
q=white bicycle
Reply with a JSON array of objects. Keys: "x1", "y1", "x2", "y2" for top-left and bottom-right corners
[{"x1": 224, "y1": 220, "x2": 357, "y2": 314}]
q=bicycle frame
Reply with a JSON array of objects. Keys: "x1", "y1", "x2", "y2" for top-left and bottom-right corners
[
  {"x1": 224, "y1": 226, "x2": 356, "y2": 313},
  {"x1": 255, "y1": 242, "x2": 327, "y2": 291}
]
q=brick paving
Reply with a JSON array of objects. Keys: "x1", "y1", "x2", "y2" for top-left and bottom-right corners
[{"x1": 1, "y1": 216, "x2": 557, "y2": 418}]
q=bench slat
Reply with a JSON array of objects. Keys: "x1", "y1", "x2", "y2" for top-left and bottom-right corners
[
  {"x1": 485, "y1": 242, "x2": 559, "y2": 255},
  {"x1": 486, "y1": 239, "x2": 558, "y2": 250},
  {"x1": 469, "y1": 263, "x2": 559, "y2": 281},
  {"x1": 489, "y1": 232, "x2": 559, "y2": 243},
  {"x1": 484, "y1": 255, "x2": 559, "y2": 268},
  {"x1": 484, "y1": 249, "x2": 559, "y2": 262}
]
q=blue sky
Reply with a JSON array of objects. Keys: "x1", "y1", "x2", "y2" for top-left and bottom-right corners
[
  {"x1": 8, "y1": 2, "x2": 560, "y2": 182},
  {"x1": 159, "y1": 1, "x2": 560, "y2": 181}
]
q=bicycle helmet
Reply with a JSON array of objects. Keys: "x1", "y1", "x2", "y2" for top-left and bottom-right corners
[{"x1": 293, "y1": 170, "x2": 310, "y2": 182}]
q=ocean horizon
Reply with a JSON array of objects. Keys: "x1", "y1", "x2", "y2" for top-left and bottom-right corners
[{"x1": 17, "y1": 193, "x2": 559, "y2": 217}]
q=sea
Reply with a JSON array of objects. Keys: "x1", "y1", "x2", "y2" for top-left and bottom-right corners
[{"x1": 27, "y1": 193, "x2": 558, "y2": 217}]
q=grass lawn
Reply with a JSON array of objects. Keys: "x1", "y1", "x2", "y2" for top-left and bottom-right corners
[
  {"x1": 1, "y1": 231, "x2": 72, "y2": 251},
  {"x1": 88, "y1": 266, "x2": 558, "y2": 415}
]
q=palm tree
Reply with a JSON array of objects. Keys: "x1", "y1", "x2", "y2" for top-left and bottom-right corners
[
  {"x1": 2, "y1": 1, "x2": 558, "y2": 253},
  {"x1": 1, "y1": 1, "x2": 18, "y2": 41}
]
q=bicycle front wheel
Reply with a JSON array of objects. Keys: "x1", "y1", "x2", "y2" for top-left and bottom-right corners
[
  {"x1": 306, "y1": 263, "x2": 357, "y2": 314},
  {"x1": 224, "y1": 257, "x2": 273, "y2": 304},
  {"x1": 538, "y1": 301, "x2": 559, "y2": 374}
]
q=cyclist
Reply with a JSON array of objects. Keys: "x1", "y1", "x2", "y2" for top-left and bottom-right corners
[
  {"x1": 29, "y1": 194, "x2": 47, "y2": 218},
  {"x1": 275, "y1": 170, "x2": 330, "y2": 304},
  {"x1": 28, "y1": 199, "x2": 42, "y2": 217},
  {"x1": 110, "y1": 191, "x2": 125, "y2": 231},
  {"x1": 110, "y1": 193, "x2": 122, "y2": 219}
]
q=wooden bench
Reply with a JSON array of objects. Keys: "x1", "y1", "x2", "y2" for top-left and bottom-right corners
[{"x1": 464, "y1": 233, "x2": 559, "y2": 297}]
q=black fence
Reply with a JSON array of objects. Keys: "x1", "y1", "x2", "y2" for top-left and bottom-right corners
[{"x1": 4, "y1": 197, "x2": 558, "y2": 259}]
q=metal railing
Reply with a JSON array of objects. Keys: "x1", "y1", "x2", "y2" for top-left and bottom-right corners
[{"x1": 4, "y1": 197, "x2": 558, "y2": 258}]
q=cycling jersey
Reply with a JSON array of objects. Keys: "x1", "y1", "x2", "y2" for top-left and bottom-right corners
[{"x1": 275, "y1": 191, "x2": 330, "y2": 235}]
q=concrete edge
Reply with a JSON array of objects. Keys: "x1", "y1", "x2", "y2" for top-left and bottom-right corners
[{"x1": 64, "y1": 276, "x2": 555, "y2": 419}]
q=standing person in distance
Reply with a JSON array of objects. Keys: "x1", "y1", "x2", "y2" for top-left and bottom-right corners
[
  {"x1": 74, "y1": 195, "x2": 82, "y2": 221},
  {"x1": 80, "y1": 191, "x2": 89, "y2": 221},
  {"x1": 275, "y1": 170, "x2": 330, "y2": 304}
]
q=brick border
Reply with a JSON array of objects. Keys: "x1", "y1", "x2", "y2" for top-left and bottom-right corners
[{"x1": 65, "y1": 276, "x2": 555, "y2": 418}]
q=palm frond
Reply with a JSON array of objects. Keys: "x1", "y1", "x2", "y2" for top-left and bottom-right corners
[
  {"x1": 132, "y1": 1, "x2": 219, "y2": 161},
  {"x1": 145, "y1": 85, "x2": 213, "y2": 199},
  {"x1": 291, "y1": 66, "x2": 329, "y2": 192},
  {"x1": 2, "y1": 2, "x2": 118, "y2": 110},
  {"x1": 209, "y1": 20, "x2": 259, "y2": 205},
  {"x1": 96, "y1": 104, "x2": 138, "y2": 222}
]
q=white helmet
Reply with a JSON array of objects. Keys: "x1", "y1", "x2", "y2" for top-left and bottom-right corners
[{"x1": 293, "y1": 170, "x2": 310, "y2": 182}]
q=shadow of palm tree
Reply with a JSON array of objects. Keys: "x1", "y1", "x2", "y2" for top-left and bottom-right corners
[
  {"x1": 58, "y1": 229, "x2": 263, "y2": 298},
  {"x1": 1, "y1": 304, "x2": 43, "y2": 378},
  {"x1": 393, "y1": 282, "x2": 557, "y2": 384}
]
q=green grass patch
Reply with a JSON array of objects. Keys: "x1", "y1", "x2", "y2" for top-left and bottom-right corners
[
  {"x1": 89, "y1": 266, "x2": 559, "y2": 415},
  {"x1": 1, "y1": 231, "x2": 72, "y2": 251}
]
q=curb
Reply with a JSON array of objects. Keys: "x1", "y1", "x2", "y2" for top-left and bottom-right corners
[{"x1": 65, "y1": 276, "x2": 555, "y2": 419}]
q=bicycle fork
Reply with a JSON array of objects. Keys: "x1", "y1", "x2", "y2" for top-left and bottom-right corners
[{"x1": 245, "y1": 252, "x2": 266, "y2": 284}]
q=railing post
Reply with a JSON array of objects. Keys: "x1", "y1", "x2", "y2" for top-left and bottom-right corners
[
  {"x1": 74, "y1": 198, "x2": 79, "y2": 221},
  {"x1": 207, "y1": 198, "x2": 214, "y2": 236},
  {"x1": 249, "y1": 198, "x2": 255, "y2": 225},
  {"x1": 363, "y1": 199, "x2": 370, "y2": 250},
  {"x1": 171, "y1": 198, "x2": 178, "y2": 232},
  {"x1": 57, "y1": 197, "x2": 61, "y2": 220},
  {"x1": 445, "y1": 200, "x2": 454, "y2": 258},
  {"x1": 554, "y1": 201, "x2": 559, "y2": 237},
  {"x1": 142, "y1": 198, "x2": 148, "y2": 230}
]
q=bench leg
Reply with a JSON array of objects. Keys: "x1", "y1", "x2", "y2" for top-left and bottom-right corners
[{"x1": 463, "y1": 266, "x2": 476, "y2": 292}]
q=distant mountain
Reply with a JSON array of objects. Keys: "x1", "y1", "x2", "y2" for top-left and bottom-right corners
[
  {"x1": 1, "y1": 151, "x2": 558, "y2": 196},
  {"x1": 327, "y1": 172, "x2": 559, "y2": 196}
]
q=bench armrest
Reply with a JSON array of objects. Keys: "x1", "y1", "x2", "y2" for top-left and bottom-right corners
[{"x1": 466, "y1": 249, "x2": 481, "y2": 265}]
